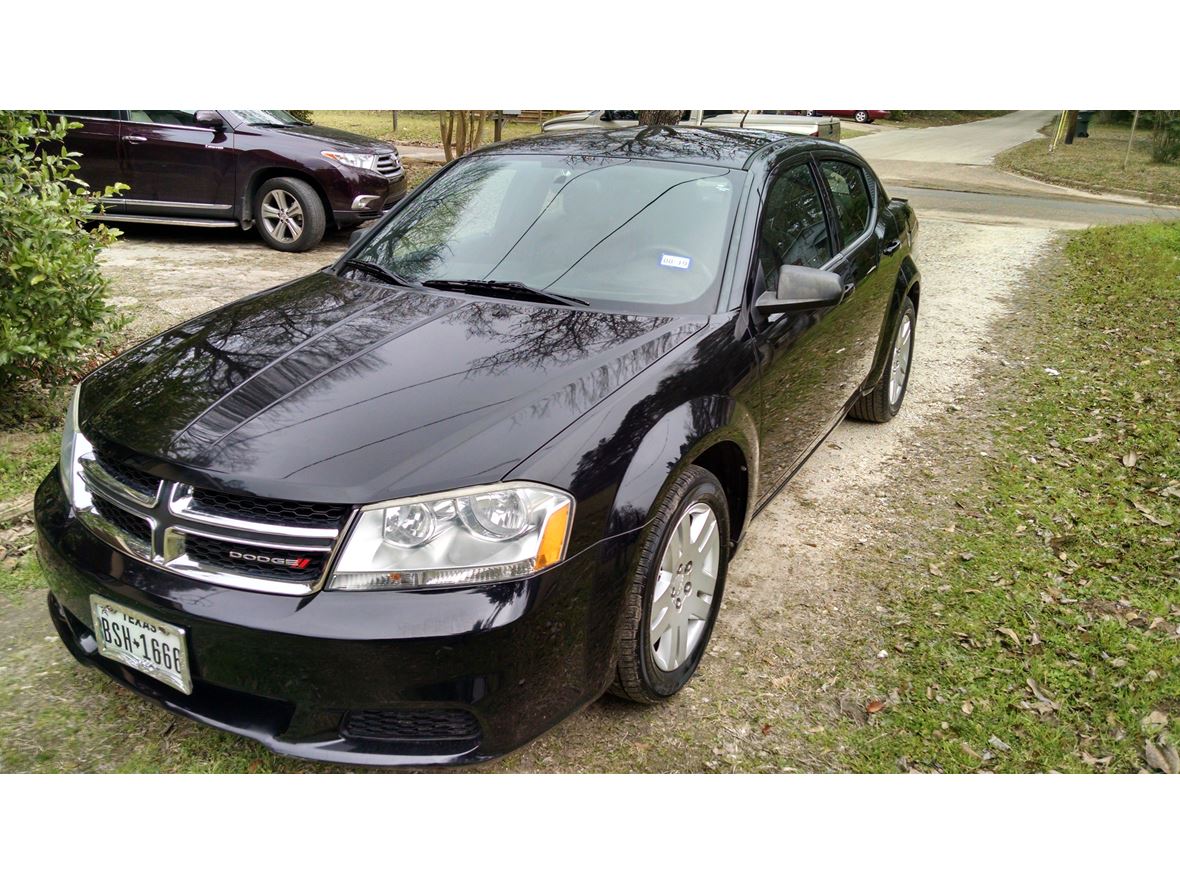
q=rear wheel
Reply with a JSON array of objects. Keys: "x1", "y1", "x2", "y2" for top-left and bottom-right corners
[
  {"x1": 254, "y1": 177, "x2": 326, "y2": 252},
  {"x1": 611, "y1": 465, "x2": 730, "y2": 704},
  {"x1": 850, "y1": 295, "x2": 916, "y2": 423},
  {"x1": 854, "y1": 110, "x2": 872, "y2": 124}
]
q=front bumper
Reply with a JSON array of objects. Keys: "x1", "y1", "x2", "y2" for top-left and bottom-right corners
[
  {"x1": 330, "y1": 170, "x2": 407, "y2": 228},
  {"x1": 35, "y1": 475, "x2": 618, "y2": 766}
]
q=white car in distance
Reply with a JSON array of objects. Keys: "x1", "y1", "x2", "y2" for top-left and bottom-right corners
[{"x1": 540, "y1": 110, "x2": 841, "y2": 142}]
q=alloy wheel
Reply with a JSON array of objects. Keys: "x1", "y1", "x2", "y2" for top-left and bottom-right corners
[
  {"x1": 649, "y1": 501, "x2": 720, "y2": 672},
  {"x1": 889, "y1": 314, "x2": 914, "y2": 406},
  {"x1": 260, "y1": 189, "x2": 305, "y2": 244}
]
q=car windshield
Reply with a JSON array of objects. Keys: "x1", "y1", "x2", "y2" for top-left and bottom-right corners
[
  {"x1": 232, "y1": 110, "x2": 306, "y2": 126},
  {"x1": 353, "y1": 154, "x2": 744, "y2": 314}
]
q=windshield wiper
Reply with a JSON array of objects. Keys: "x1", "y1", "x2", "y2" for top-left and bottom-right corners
[
  {"x1": 340, "y1": 258, "x2": 411, "y2": 287},
  {"x1": 421, "y1": 279, "x2": 588, "y2": 307}
]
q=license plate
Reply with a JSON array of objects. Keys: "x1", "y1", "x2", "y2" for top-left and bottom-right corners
[{"x1": 89, "y1": 595, "x2": 192, "y2": 694}]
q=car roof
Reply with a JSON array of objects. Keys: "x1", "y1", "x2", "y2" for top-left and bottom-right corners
[{"x1": 471, "y1": 126, "x2": 834, "y2": 170}]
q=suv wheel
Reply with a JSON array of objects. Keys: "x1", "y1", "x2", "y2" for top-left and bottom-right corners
[
  {"x1": 611, "y1": 465, "x2": 730, "y2": 704},
  {"x1": 255, "y1": 177, "x2": 326, "y2": 252}
]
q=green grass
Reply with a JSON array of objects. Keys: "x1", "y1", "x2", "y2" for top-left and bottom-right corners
[
  {"x1": 0, "y1": 434, "x2": 58, "y2": 503},
  {"x1": 309, "y1": 110, "x2": 544, "y2": 147},
  {"x1": 826, "y1": 222, "x2": 1180, "y2": 772},
  {"x1": 997, "y1": 119, "x2": 1180, "y2": 205}
]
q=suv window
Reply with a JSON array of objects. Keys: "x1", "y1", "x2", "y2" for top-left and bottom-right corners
[
  {"x1": 127, "y1": 110, "x2": 205, "y2": 127},
  {"x1": 820, "y1": 160, "x2": 872, "y2": 247},
  {"x1": 754, "y1": 162, "x2": 831, "y2": 293}
]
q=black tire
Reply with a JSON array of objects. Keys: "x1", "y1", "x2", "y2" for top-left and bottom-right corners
[
  {"x1": 850, "y1": 295, "x2": 916, "y2": 423},
  {"x1": 854, "y1": 110, "x2": 872, "y2": 124},
  {"x1": 610, "y1": 465, "x2": 730, "y2": 704},
  {"x1": 254, "y1": 176, "x2": 326, "y2": 252}
]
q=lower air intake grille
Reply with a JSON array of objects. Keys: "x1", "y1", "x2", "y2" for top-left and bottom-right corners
[
  {"x1": 341, "y1": 709, "x2": 481, "y2": 744},
  {"x1": 183, "y1": 534, "x2": 327, "y2": 583}
]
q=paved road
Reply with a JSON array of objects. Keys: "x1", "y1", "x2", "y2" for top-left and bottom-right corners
[
  {"x1": 854, "y1": 110, "x2": 1058, "y2": 165},
  {"x1": 893, "y1": 184, "x2": 1180, "y2": 229}
]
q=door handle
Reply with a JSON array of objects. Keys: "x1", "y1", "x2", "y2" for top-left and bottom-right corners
[
  {"x1": 122, "y1": 135, "x2": 147, "y2": 143},
  {"x1": 882, "y1": 238, "x2": 902, "y2": 256}
]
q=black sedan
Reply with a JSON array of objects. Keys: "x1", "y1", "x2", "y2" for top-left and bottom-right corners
[{"x1": 36, "y1": 127, "x2": 920, "y2": 766}]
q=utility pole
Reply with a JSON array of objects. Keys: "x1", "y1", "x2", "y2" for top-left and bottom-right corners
[
  {"x1": 1124, "y1": 110, "x2": 1140, "y2": 170},
  {"x1": 1063, "y1": 110, "x2": 1079, "y2": 145},
  {"x1": 392, "y1": 110, "x2": 398, "y2": 133}
]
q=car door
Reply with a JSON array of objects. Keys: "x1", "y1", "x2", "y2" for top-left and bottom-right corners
[
  {"x1": 48, "y1": 111, "x2": 125, "y2": 209},
  {"x1": 120, "y1": 110, "x2": 236, "y2": 217},
  {"x1": 750, "y1": 158, "x2": 867, "y2": 498},
  {"x1": 816, "y1": 156, "x2": 892, "y2": 391}
]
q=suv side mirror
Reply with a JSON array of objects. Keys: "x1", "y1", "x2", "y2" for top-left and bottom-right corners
[
  {"x1": 194, "y1": 110, "x2": 224, "y2": 129},
  {"x1": 755, "y1": 265, "x2": 844, "y2": 319}
]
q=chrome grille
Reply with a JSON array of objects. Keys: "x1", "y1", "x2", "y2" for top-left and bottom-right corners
[
  {"x1": 74, "y1": 449, "x2": 351, "y2": 596},
  {"x1": 375, "y1": 152, "x2": 401, "y2": 178},
  {"x1": 91, "y1": 441, "x2": 159, "y2": 502},
  {"x1": 190, "y1": 487, "x2": 348, "y2": 530}
]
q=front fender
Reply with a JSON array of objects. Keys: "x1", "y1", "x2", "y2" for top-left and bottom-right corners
[{"x1": 607, "y1": 395, "x2": 758, "y2": 540}]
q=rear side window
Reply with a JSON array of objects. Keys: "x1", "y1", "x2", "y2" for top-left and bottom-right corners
[
  {"x1": 754, "y1": 162, "x2": 831, "y2": 293},
  {"x1": 820, "y1": 160, "x2": 872, "y2": 247}
]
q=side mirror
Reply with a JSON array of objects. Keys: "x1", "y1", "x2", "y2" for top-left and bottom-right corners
[
  {"x1": 194, "y1": 110, "x2": 224, "y2": 129},
  {"x1": 755, "y1": 265, "x2": 844, "y2": 319},
  {"x1": 348, "y1": 228, "x2": 367, "y2": 246}
]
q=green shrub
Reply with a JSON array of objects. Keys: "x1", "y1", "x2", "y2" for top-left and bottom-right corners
[
  {"x1": 1148, "y1": 110, "x2": 1180, "y2": 164},
  {"x1": 0, "y1": 111, "x2": 126, "y2": 389},
  {"x1": 288, "y1": 110, "x2": 314, "y2": 124}
]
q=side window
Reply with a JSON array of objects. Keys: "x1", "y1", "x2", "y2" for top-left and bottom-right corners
[
  {"x1": 820, "y1": 160, "x2": 872, "y2": 247},
  {"x1": 755, "y1": 162, "x2": 832, "y2": 294},
  {"x1": 127, "y1": 110, "x2": 202, "y2": 127},
  {"x1": 46, "y1": 110, "x2": 122, "y2": 120}
]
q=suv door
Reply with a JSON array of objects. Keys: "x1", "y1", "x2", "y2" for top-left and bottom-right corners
[
  {"x1": 816, "y1": 157, "x2": 891, "y2": 390},
  {"x1": 47, "y1": 111, "x2": 125, "y2": 209},
  {"x1": 750, "y1": 159, "x2": 866, "y2": 496},
  {"x1": 120, "y1": 110, "x2": 236, "y2": 218}
]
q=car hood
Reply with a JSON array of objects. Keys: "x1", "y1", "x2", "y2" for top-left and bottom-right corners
[
  {"x1": 80, "y1": 273, "x2": 704, "y2": 503},
  {"x1": 250, "y1": 123, "x2": 396, "y2": 154}
]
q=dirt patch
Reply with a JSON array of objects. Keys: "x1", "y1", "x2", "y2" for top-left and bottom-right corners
[{"x1": 100, "y1": 225, "x2": 353, "y2": 342}]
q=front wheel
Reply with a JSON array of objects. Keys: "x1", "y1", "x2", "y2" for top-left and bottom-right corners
[
  {"x1": 854, "y1": 110, "x2": 872, "y2": 124},
  {"x1": 850, "y1": 295, "x2": 916, "y2": 423},
  {"x1": 254, "y1": 177, "x2": 326, "y2": 252},
  {"x1": 611, "y1": 465, "x2": 730, "y2": 704}
]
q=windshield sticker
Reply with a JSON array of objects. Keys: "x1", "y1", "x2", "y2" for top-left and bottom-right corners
[{"x1": 660, "y1": 254, "x2": 692, "y2": 270}]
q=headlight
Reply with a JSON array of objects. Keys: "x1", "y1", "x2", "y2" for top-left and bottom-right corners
[
  {"x1": 58, "y1": 383, "x2": 92, "y2": 507},
  {"x1": 321, "y1": 150, "x2": 379, "y2": 171},
  {"x1": 328, "y1": 482, "x2": 574, "y2": 590}
]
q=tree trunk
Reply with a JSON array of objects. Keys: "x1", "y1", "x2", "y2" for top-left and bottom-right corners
[
  {"x1": 637, "y1": 110, "x2": 682, "y2": 126},
  {"x1": 440, "y1": 111, "x2": 454, "y2": 162}
]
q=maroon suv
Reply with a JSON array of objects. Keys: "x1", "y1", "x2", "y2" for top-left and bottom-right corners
[{"x1": 49, "y1": 110, "x2": 408, "y2": 251}]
